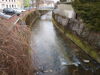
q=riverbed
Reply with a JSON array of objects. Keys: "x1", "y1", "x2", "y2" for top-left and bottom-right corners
[{"x1": 30, "y1": 11, "x2": 100, "y2": 75}]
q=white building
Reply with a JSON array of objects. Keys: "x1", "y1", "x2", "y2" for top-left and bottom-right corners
[
  {"x1": 54, "y1": 4, "x2": 76, "y2": 19},
  {"x1": 0, "y1": 0, "x2": 23, "y2": 10},
  {"x1": 39, "y1": 0, "x2": 54, "y2": 8}
]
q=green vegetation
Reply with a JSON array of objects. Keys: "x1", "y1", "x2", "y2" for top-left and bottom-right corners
[
  {"x1": 24, "y1": 0, "x2": 31, "y2": 7},
  {"x1": 52, "y1": 16, "x2": 100, "y2": 63},
  {"x1": 72, "y1": 0, "x2": 100, "y2": 31}
]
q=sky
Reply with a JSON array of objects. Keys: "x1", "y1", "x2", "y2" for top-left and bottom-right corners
[{"x1": 51, "y1": 0, "x2": 60, "y2": 3}]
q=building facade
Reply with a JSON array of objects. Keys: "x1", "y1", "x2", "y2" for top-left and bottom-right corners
[
  {"x1": 0, "y1": 0, "x2": 24, "y2": 10},
  {"x1": 39, "y1": 0, "x2": 54, "y2": 8},
  {"x1": 17, "y1": 0, "x2": 24, "y2": 8}
]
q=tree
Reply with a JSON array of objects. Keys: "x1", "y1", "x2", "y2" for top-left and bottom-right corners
[
  {"x1": 24, "y1": 0, "x2": 31, "y2": 7},
  {"x1": 73, "y1": 0, "x2": 100, "y2": 31}
]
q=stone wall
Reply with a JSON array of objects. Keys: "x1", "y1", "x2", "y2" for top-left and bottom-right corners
[
  {"x1": 53, "y1": 13, "x2": 100, "y2": 50},
  {"x1": 19, "y1": 10, "x2": 48, "y2": 27},
  {"x1": 52, "y1": 12, "x2": 100, "y2": 63}
]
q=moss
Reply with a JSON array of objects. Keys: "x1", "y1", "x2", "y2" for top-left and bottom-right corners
[
  {"x1": 72, "y1": 0, "x2": 100, "y2": 32},
  {"x1": 52, "y1": 17, "x2": 100, "y2": 63}
]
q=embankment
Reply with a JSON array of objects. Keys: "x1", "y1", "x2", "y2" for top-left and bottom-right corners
[
  {"x1": 52, "y1": 12, "x2": 100, "y2": 63},
  {"x1": 19, "y1": 9, "x2": 48, "y2": 27},
  {"x1": 0, "y1": 9, "x2": 41, "y2": 75}
]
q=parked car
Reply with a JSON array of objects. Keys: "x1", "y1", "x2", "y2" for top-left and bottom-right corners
[
  {"x1": 13, "y1": 8, "x2": 26, "y2": 15},
  {"x1": 0, "y1": 12, "x2": 11, "y2": 19},
  {"x1": 3, "y1": 8, "x2": 15, "y2": 15},
  {"x1": 13, "y1": 8, "x2": 26, "y2": 12},
  {"x1": 3, "y1": 8, "x2": 25, "y2": 16}
]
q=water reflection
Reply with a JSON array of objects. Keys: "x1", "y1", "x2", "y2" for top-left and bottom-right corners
[{"x1": 31, "y1": 12, "x2": 100, "y2": 75}]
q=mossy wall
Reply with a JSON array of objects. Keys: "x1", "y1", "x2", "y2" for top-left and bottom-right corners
[
  {"x1": 52, "y1": 13, "x2": 100, "y2": 63},
  {"x1": 24, "y1": 11, "x2": 40, "y2": 27},
  {"x1": 21, "y1": 10, "x2": 48, "y2": 28}
]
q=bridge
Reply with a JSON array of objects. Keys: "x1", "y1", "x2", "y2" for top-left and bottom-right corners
[{"x1": 37, "y1": 7, "x2": 54, "y2": 10}]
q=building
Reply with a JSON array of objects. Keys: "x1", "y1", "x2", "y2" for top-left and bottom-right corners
[
  {"x1": 39, "y1": 0, "x2": 54, "y2": 8},
  {"x1": 17, "y1": 0, "x2": 24, "y2": 8},
  {"x1": 0, "y1": 0, "x2": 24, "y2": 10}
]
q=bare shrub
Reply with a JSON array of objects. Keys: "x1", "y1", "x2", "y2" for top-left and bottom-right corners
[{"x1": 0, "y1": 19, "x2": 36, "y2": 75}]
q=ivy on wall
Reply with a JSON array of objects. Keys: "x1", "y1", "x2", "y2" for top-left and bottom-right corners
[{"x1": 73, "y1": 0, "x2": 100, "y2": 31}]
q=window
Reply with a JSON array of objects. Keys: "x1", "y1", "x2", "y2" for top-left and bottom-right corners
[
  {"x1": 9, "y1": 5, "x2": 11, "y2": 8},
  {"x1": 12, "y1": 5, "x2": 13, "y2": 8},
  {"x1": 2, "y1": 4, "x2": 5, "y2": 8},
  {"x1": 15, "y1": 5, "x2": 16, "y2": 8},
  {"x1": 6, "y1": 5, "x2": 8, "y2": 8}
]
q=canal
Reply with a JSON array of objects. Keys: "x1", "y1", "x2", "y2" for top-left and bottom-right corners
[{"x1": 31, "y1": 11, "x2": 100, "y2": 75}]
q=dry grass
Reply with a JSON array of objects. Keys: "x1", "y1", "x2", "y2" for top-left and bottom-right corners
[{"x1": 0, "y1": 19, "x2": 36, "y2": 75}]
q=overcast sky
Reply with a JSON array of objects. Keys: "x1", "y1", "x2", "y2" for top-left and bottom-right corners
[{"x1": 51, "y1": 0, "x2": 60, "y2": 3}]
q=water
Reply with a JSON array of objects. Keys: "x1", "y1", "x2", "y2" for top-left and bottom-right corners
[{"x1": 31, "y1": 11, "x2": 100, "y2": 75}]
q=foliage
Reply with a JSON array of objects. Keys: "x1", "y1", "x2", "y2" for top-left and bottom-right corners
[
  {"x1": 24, "y1": 0, "x2": 41, "y2": 7},
  {"x1": 73, "y1": 0, "x2": 100, "y2": 31},
  {"x1": 24, "y1": 0, "x2": 31, "y2": 7},
  {"x1": 79, "y1": 0, "x2": 99, "y2": 3}
]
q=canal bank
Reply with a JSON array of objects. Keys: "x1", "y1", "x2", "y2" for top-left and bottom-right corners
[
  {"x1": 52, "y1": 3, "x2": 100, "y2": 74},
  {"x1": 0, "y1": 9, "x2": 36, "y2": 75},
  {"x1": 52, "y1": 15, "x2": 100, "y2": 74},
  {"x1": 53, "y1": 4, "x2": 100, "y2": 63},
  {"x1": 52, "y1": 3, "x2": 100, "y2": 63},
  {"x1": 0, "y1": 9, "x2": 51, "y2": 75}
]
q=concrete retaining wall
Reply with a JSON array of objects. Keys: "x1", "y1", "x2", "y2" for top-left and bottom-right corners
[
  {"x1": 52, "y1": 12, "x2": 100, "y2": 63},
  {"x1": 17, "y1": 10, "x2": 48, "y2": 28}
]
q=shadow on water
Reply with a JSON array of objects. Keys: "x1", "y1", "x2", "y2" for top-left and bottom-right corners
[{"x1": 31, "y1": 11, "x2": 100, "y2": 75}]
